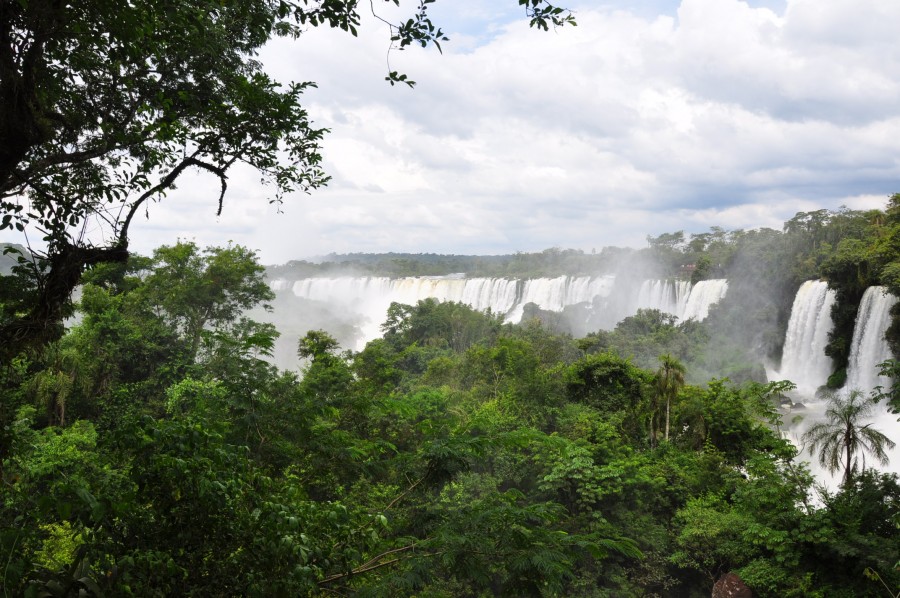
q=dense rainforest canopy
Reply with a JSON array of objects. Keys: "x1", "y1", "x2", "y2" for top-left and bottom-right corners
[{"x1": 2, "y1": 200, "x2": 900, "y2": 595}]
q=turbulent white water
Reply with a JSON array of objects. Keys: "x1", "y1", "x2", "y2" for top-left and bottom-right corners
[
  {"x1": 292, "y1": 275, "x2": 520, "y2": 315},
  {"x1": 505, "y1": 276, "x2": 617, "y2": 322},
  {"x1": 632, "y1": 278, "x2": 728, "y2": 321},
  {"x1": 775, "y1": 280, "x2": 836, "y2": 396},
  {"x1": 846, "y1": 286, "x2": 898, "y2": 395}
]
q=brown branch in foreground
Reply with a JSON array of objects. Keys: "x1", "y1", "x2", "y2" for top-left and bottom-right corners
[
  {"x1": 317, "y1": 544, "x2": 425, "y2": 586},
  {"x1": 1, "y1": 151, "x2": 230, "y2": 360},
  {"x1": 383, "y1": 474, "x2": 426, "y2": 512},
  {"x1": 117, "y1": 155, "x2": 228, "y2": 246}
]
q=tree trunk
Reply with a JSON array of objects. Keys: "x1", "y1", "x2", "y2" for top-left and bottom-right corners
[
  {"x1": 665, "y1": 397, "x2": 671, "y2": 442},
  {"x1": 844, "y1": 430, "x2": 853, "y2": 487},
  {"x1": 0, "y1": 243, "x2": 129, "y2": 360}
]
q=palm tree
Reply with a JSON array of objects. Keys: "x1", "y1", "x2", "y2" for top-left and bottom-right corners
[
  {"x1": 802, "y1": 390, "x2": 896, "y2": 487},
  {"x1": 656, "y1": 354, "x2": 686, "y2": 443}
]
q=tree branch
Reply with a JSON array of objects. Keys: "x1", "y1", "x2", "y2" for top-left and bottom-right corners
[
  {"x1": 383, "y1": 474, "x2": 426, "y2": 511},
  {"x1": 317, "y1": 544, "x2": 422, "y2": 586},
  {"x1": 117, "y1": 155, "x2": 228, "y2": 246},
  {"x1": 5, "y1": 140, "x2": 127, "y2": 195}
]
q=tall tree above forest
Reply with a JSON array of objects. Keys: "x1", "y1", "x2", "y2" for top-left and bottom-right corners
[
  {"x1": 0, "y1": 0, "x2": 573, "y2": 357},
  {"x1": 141, "y1": 242, "x2": 274, "y2": 361},
  {"x1": 657, "y1": 353, "x2": 686, "y2": 443}
]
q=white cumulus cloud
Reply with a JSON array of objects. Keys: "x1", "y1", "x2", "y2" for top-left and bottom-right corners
[{"x1": 97, "y1": 0, "x2": 900, "y2": 262}]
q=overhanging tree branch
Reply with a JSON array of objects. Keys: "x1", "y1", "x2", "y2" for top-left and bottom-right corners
[
  {"x1": 317, "y1": 544, "x2": 428, "y2": 586},
  {"x1": 117, "y1": 155, "x2": 229, "y2": 246},
  {"x1": 0, "y1": 0, "x2": 573, "y2": 359}
]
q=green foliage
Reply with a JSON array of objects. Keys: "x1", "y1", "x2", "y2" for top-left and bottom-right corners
[
  {"x1": 382, "y1": 298, "x2": 503, "y2": 354},
  {"x1": 5, "y1": 228, "x2": 900, "y2": 596},
  {"x1": 811, "y1": 471, "x2": 900, "y2": 596},
  {"x1": 691, "y1": 255, "x2": 712, "y2": 285},
  {"x1": 140, "y1": 241, "x2": 274, "y2": 360},
  {"x1": 4, "y1": 9, "x2": 900, "y2": 595},
  {"x1": 875, "y1": 359, "x2": 900, "y2": 414},
  {"x1": 13, "y1": 3, "x2": 900, "y2": 596},
  {"x1": 656, "y1": 354, "x2": 686, "y2": 444},
  {"x1": 566, "y1": 352, "x2": 649, "y2": 414},
  {"x1": 271, "y1": 247, "x2": 627, "y2": 278},
  {"x1": 671, "y1": 494, "x2": 754, "y2": 580}
]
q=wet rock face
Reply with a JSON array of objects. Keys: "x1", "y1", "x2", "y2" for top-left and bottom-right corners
[{"x1": 712, "y1": 572, "x2": 752, "y2": 598}]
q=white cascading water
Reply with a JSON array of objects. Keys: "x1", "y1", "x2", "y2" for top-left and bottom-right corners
[
  {"x1": 842, "y1": 286, "x2": 900, "y2": 485},
  {"x1": 505, "y1": 276, "x2": 617, "y2": 322},
  {"x1": 273, "y1": 275, "x2": 731, "y2": 345},
  {"x1": 268, "y1": 279, "x2": 294, "y2": 292},
  {"x1": 782, "y1": 285, "x2": 900, "y2": 490},
  {"x1": 680, "y1": 279, "x2": 729, "y2": 321},
  {"x1": 775, "y1": 280, "x2": 836, "y2": 396},
  {"x1": 845, "y1": 286, "x2": 898, "y2": 395},
  {"x1": 284, "y1": 275, "x2": 619, "y2": 343},
  {"x1": 635, "y1": 279, "x2": 692, "y2": 317}
]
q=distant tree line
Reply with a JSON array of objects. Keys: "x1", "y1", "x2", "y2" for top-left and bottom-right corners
[{"x1": 268, "y1": 247, "x2": 634, "y2": 279}]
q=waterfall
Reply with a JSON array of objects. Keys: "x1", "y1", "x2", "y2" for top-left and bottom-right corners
[
  {"x1": 286, "y1": 276, "x2": 519, "y2": 342},
  {"x1": 778, "y1": 284, "x2": 900, "y2": 491},
  {"x1": 268, "y1": 278, "x2": 295, "y2": 292},
  {"x1": 635, "y1": 279, "x2": 692, "y2": 316},
  {"x1": 680, "y1": 279, "x2": 729, "y2": 321},
  {"x1": 602, "y1": 278, "x2": 725, "y2": 329},
  {"x1": 505, "y1": 275, "x2": 616, "y2": 322},
  {"x1": 776, "y1": 280, "x2": 836, "y2": 396},
  {"x1": 279, "y1": 275, "x2": 619, "y2": 342},
  {"x1": 846, "y1": 286, "x2": 898, "y2": 395},
  {"x1": 268, "y1": 274, "x2": 730, "y2": 347}
]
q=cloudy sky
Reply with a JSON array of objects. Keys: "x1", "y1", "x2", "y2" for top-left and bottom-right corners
[{"x1": 19, "y1": 0, "x2": 900, "y2": 264}]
